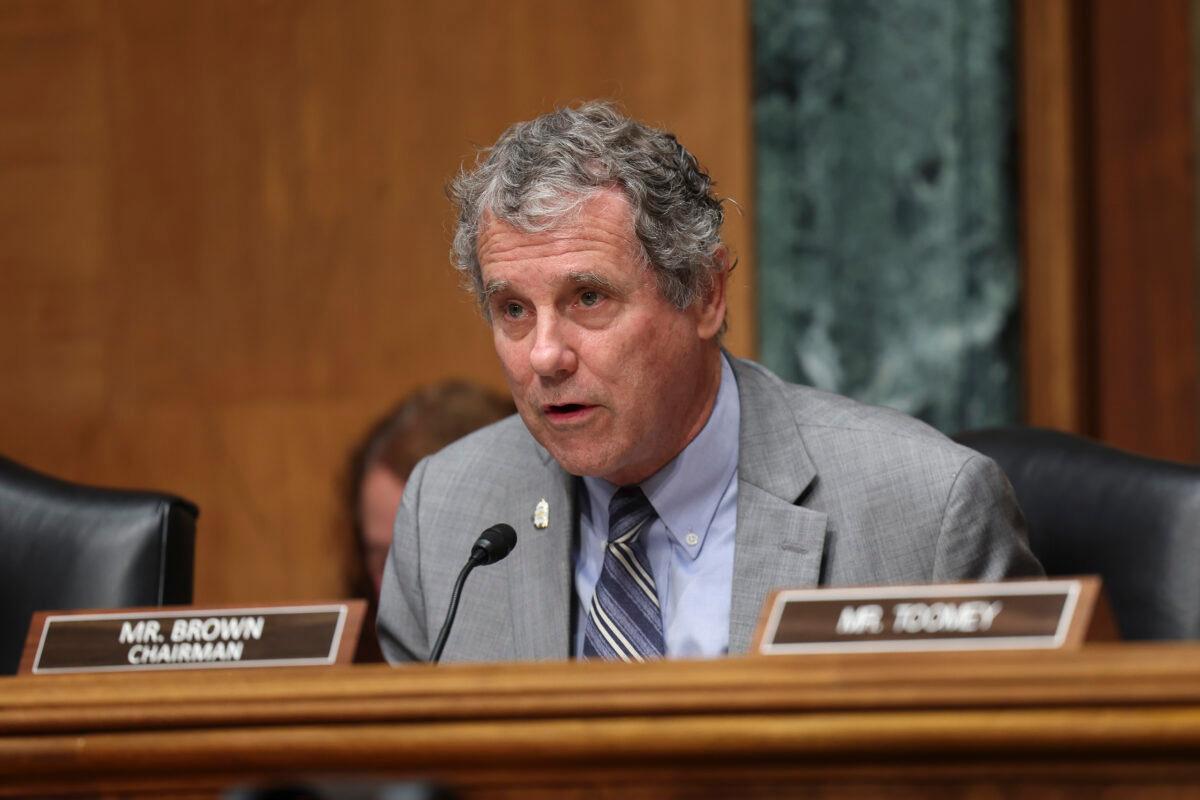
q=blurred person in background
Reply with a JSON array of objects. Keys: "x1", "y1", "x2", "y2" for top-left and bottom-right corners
[{"x1": 345, "y1": 380, "x2": 513, "y2": 661}]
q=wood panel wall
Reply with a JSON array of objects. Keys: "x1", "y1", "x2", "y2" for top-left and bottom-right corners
[
  {"x1": 1089, "y1": 0, "x2": 1198, "y2": 461},
  {"x1": 1018, "y1": 0, "x2": 1091, "y2": 434},
  {"x1": 1020, "y1": 0, "x2": 1199, "y2": 462},
  {"x1": 0, "y1": 0, "x2": 755, "y2": 603}
]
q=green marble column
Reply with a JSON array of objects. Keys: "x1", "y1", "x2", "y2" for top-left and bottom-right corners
[{"x1": 754, "y1": 0, "x2": 1019, "y2": 432}]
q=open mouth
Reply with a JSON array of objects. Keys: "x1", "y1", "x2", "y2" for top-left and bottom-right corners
[
  {"x1": 547, "y1": 403, "x2": 587, "y2": 414},
  {"x1": 543, "y1": 403, "x2": 595, "y2": 423}
]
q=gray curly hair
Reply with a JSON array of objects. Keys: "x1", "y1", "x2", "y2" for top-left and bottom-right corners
[{"x1": 450, "y1": 101, "x2": 728, "y2": 314}]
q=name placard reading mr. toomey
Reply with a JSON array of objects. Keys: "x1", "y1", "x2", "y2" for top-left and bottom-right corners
[
  {"x1": 753, "y1": 578, "x2": 1110, "y2": 655},
  {"x1": 24, "y1": 602, "x2": 365, "y2": 674}
]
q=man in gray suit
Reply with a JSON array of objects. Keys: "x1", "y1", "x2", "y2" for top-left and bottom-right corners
[{"x1": 378, "y1": 102, "x2": 1042, "y2": 664}]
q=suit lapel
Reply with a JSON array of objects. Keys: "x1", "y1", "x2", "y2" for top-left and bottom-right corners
[
  {"x1": 728, "y1": 358, "x2": 828, "y2": 654},
  {"x1": 503, "y1": 441, "x2": 575, "y2": 660}
]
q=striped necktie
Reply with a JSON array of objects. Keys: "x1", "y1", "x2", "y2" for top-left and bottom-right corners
[{"x1": 582, "y1": 486, "x2": 665, "y2": 661}]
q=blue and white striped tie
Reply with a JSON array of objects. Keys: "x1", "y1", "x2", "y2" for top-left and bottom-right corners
[{"x1": 582, "y1": 486, "x2": 665, "y2": 661}]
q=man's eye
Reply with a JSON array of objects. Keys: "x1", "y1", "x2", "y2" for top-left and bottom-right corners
[
  {"x1": 579, "y1": 290, "x2": 601, "y2": 307},
  {"x1": 503, "y1": 302, "x2": 525, "y2": 319}
]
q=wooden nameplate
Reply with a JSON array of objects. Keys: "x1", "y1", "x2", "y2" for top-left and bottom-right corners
[
  {"x1": 752, "y1": 577, "x2": 1114, "y2": 655},
  {"x1": 19, "y1": 600, "x2": 366, "y2": 675}
]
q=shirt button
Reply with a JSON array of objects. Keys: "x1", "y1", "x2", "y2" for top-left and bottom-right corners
[{"x1": 685, "y1": 532, "x2": 700, "y2": 546}]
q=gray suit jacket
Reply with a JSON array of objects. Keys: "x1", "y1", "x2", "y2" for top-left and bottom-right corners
[{"x1": 377, "y1": 358, "x2": 1042, "y2": 663}]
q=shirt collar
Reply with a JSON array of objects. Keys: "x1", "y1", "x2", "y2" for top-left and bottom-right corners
[{"x1": 583, "y1": 353, "x2": 740, "y2": 558}]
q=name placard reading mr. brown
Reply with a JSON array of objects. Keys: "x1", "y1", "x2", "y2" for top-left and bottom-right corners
[
  {"x1": 754, "y1": 578, "x2": 1110, "y2": 655},
  {"x1": 24, "y1": 602, "x2": 364, "y2": 675}
]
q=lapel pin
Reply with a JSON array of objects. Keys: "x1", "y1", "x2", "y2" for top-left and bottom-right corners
[{"x1": 533, "y1": 498, "x2": 550, "y2": 529}]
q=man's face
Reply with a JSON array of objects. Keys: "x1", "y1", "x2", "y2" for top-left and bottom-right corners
[{"x1": 478, "y1": 190, "x2": 725, "y2": 486}]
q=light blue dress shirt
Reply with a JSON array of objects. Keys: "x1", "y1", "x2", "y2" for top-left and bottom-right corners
[{"x1": 574, "y1": 354, "x2": 740, "y2": 658}]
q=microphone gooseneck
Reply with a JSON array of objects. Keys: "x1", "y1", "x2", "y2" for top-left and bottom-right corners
[{"x1": 429, "y1": 523, "x2": 518, "y2": 664}]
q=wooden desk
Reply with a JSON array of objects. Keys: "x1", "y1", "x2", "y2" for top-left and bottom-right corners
[{"x1": 2, "y1": 644, "x2": 1199, "y2": 798}]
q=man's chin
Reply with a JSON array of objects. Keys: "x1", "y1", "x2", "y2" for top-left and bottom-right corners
[
  {"x1": 549, "y1": 453, "x2": 608, "y2": 479},
  {"x1": 539, "y1": 443, "x2": 617, "y2": 481},
  {"x1": 522, "y1": 418, "x2": 631, "y2": 478}
]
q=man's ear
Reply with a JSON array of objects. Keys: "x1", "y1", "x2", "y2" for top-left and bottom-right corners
[{"x1": 695, "y1": 246, "x2": 730, "y2": 340}]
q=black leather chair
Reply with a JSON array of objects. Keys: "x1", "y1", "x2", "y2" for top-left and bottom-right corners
[
  {"x1": 0, "y1": 455, "x2": 198, "y2": 673},
  {"x1": 953, "y1": 427, "x2": 1200, "y2": 640}
]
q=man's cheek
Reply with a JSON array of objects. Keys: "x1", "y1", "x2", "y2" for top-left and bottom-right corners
[{"x1": 496, "y1": 352, "x2": 528, "y2": 391}]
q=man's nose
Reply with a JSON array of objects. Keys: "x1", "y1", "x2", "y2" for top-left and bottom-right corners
[{"x1": 529, "y1": 314, "x2": 578, "y2": 378}]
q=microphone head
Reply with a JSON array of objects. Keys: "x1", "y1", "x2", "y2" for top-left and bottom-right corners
[{"x1": 471, "y1": 523, "x2": 518, "y2": 565}]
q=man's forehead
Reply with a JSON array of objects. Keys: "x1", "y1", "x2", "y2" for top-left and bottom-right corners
[{"x1": 477, "y1": 195, "x2": 643, "y2": 274}]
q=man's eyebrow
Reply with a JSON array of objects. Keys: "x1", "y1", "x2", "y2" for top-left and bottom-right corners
[
  {"x1": 568, "y1": 271, "x2": 622, "y2": 294},
  {"x1": 481, "y1": 279, "x2": 510, "y2": 302}
]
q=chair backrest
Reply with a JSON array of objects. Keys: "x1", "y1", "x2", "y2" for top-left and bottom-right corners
[
  {"x1": 0, "y1": 455, "x2": 198, "y2": 673},
  {"x1": 953, "y1": 427, "x2": 1200, "y2": 640}
]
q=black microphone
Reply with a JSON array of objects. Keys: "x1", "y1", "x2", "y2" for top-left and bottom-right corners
[
  {"x1": 429, "y1": 523, "x2": 517, "y2": 664},
  {"x1": 469, "y1": 523, "x2": 517, "y2": 566}
]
